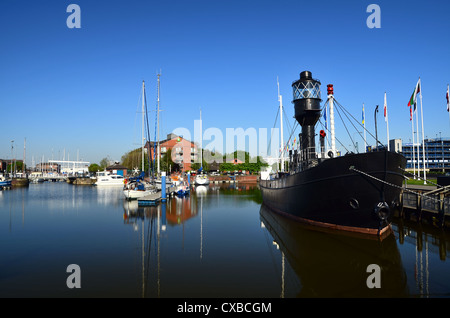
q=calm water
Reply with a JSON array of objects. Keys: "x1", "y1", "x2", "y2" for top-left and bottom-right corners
[{"x1": 1, "y1": 182, "x2": 450, "y2": 298}]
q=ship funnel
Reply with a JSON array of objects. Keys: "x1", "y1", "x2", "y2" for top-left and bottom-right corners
[{"x1": 292, "y1": 71, "x2": 322, "y2": 160}]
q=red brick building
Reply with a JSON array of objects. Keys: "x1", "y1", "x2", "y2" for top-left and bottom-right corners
[{"x1": 145, "y1": 133, "x2": 198, "y2": 172}]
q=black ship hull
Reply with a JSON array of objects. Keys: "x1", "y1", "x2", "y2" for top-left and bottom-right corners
[{"x1": 259, "y1": 150, "x2": 407, "y2": 236}]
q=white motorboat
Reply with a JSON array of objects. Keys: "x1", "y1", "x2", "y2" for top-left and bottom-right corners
[
  {"x1": 194, "y1": 174, "x2": 210, "y2": 185},
  {"x1": 94, "y1": 171, "x2": 125, "y2": 186}
]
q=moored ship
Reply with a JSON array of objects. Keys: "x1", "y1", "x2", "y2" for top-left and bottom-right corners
[{"x1": 259, "y1": 71, "x2": 407, "y2": 236}]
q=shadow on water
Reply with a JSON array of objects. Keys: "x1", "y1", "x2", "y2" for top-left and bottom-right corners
[{"x1": 259, "y1": 204, "x2": 409, "y2": 297}]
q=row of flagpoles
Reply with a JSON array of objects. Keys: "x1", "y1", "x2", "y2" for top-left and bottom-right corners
[
  {"x1": 364, "y1": 79, "x2": 450, "y2": 182},
  {"x1": 280, "y1": 80, "x2": 450, "y2": 177},
  {"x1": 407, "y1": 78, "x2": 426, "y2": 181}
]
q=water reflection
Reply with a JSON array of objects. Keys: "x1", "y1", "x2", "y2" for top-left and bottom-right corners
[
  {"x1": 392, "y1": 217, "x2": 450, "y2": 297},
  {"x1": 3, "y1": 182, "x2": 450, "y2": 297},
  {"x1": 95, "y1": 186, "x2": 123, "y2": 206},
  {"x1": 260, "y1": 204, "x2": 409, "y2": 297},
  {"x1": 122, "y1": 200, "x2": 162, "y2": 297}
]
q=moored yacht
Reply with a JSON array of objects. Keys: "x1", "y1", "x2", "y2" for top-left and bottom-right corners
[{"x1": 94, "y1": 171, "x2": 125, "y2": 186}]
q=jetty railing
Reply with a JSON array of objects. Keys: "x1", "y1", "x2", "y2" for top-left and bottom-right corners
[{"x1": 400, "y1": 185, "x2": 450, "y2": 228}]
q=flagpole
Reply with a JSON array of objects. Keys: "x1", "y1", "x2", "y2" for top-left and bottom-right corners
[
  {"x1": 411, "y1": 107, "x2": 416, "y2": 178},
  {"x1": 419, "y1": 78, "x2": 426, "y2": 183},
  {"x1": 415, "y1": 101, "x2": 421, "y2": 178},
  {"x1": 384, "y1": 92, "x2": 390, "y2": 151}
]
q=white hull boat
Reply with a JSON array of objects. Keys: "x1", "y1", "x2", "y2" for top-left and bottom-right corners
[{"x1": 94, "y1": 171, "x2": 125, "y2": 186}]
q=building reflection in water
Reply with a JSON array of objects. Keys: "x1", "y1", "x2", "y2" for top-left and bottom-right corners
[
  {"x1": 392, "y1": 216, "x2": 450, "y2": 297},
  {"x1": 120, "y1": 183, "x2": 261, "y2": 297}
]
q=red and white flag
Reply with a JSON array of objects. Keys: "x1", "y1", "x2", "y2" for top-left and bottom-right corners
[{"x1": 384, "y1": 92, "x2": 388, "y2": 122}]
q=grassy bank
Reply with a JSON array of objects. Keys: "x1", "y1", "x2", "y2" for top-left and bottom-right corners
[{"x1": 405, "y1": 178, "x2": 437, "y2": 186}]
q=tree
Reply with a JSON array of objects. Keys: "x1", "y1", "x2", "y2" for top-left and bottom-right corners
[
  {"x1": 121, "y1": 148, "x2": 151, "y2": 174},
  {"x1": 160, "y1": 148, "x2": 178, "y2": 173},
  {"x1": 219, "y1": 151, "x2": 268, "y2": 174},
  {"x1": 99, "y1": 158, "x2": 109, "y2": 169},
  {"x1": 89, "y1": 163, "x2": 101, "y2": 173},
  {"x1": 191, "y1": 148, "x2": 209, "y2": 172},
  {"x1": 7, "y1": 162, "x2": 25, "y2": 174}
]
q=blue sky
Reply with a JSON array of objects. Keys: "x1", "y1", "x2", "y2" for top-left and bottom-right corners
[{"x1": 1, "y1": 0, "x2": 449, "y2": 165}]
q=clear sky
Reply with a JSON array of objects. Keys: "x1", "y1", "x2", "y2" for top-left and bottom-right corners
[{"x1": 1, "y1": 0, "x2": 449, "y2": 166}]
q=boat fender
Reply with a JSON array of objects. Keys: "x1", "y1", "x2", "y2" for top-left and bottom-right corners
[
  {"x1": 328, "y1": 151, "x2": 334, "y2": 158},
  {"x1": 374, "y1": 201, "x2": 390, "y2": 221},
  {"x1": 349, "y1": 198, "x2": 359, "y2": 209}
]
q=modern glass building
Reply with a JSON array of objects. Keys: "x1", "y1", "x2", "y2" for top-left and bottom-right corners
[{"x1": 401, "y1": 138, "x2": 450, "y2": 172}]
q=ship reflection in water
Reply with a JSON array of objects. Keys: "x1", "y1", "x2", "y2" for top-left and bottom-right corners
[
  {"x1": 1, "y1": 182, "x2": 450, "y2": 297},
  {"x1": 260, "y1": 205, "x2": 409, "y2": 297}
]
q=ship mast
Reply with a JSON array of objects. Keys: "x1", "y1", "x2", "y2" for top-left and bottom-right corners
[
  {"x1": 141, "y1": 80, "x2": 145, "y2": 173},
  {"x1": 199, "y1": 108, "x2": 203, "y2": 170},
  {"x1": 277, "y1": 77, "x2": 284, "y2": 172},
  {"x1": 327, "y1": 84, "x2": 336, "y2": 156},
  {"x1": 157, "y1": 73, "x2": 161, "y2": 175}
]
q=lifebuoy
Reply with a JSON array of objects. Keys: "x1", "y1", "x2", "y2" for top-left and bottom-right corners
[{"x1": 374, "y1": 201, "x2": 390, "y2": 221}]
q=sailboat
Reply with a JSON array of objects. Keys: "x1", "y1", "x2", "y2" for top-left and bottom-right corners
[
  {"x1": 259, "y1": 71, "x2": 406, "y2": 237},
  {"x1": 153, "y1": 73, "x2": 173, "y2": 191},
  {"x1": 194, "y1": 109, "x2": 210, "y2": 186},
  {"x1": 123, "y1": 80, "x2": 158, "y2": 200}
]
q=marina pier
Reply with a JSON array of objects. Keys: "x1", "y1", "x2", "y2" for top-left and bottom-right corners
[{"x1": 399, "y1": 183, "x2": 450, "y2": 228}]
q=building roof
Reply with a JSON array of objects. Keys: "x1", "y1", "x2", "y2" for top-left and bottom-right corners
[
  {"x1": 145, "y1": 133, "x2": 197, "y2": 148},
  {"x1": 106, "y1": 163, "x2": 127, "y2": 170}
]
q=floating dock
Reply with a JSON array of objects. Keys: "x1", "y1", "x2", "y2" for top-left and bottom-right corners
[
  {"x1": 137, "y1": 192, "x2": 161, "y2": 206},
  {"x1": 137, "y1": 188, "x2": 176, "y2": 206}
]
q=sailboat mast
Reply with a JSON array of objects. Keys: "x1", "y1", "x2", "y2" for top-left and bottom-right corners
[
  {"x1": 157, "y1": 73, "x2": 161, "y2": 175},
  {"x1": 23, "y1": 137, "x2": 26, "y2": 174},
  {"x1": 142, "y1": 80, "x2": 145, "y2": 172},
  {"x1": 200, "y1": 108, "x2": 202, "y2": 169},
  {"x1": 278, "y1": 77, "x2": 284, "y2": 172}
]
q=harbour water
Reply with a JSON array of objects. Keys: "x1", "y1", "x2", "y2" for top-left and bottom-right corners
[{"x1": 1, "y1": 182, "x2": 450, "y2": 298}]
